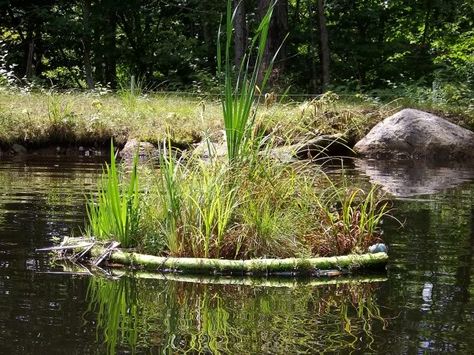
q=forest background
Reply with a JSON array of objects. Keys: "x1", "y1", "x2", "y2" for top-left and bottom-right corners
[{"x1": 0, "y1": 0, "x2": 473, "y2": 109}]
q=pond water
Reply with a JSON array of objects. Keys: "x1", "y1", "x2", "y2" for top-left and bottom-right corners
[{"x1": 0, "y1": 155, "x2": 473, "y2": 353}]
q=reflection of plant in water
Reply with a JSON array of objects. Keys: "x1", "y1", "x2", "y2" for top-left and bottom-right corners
[
  {"x1": 85, "y1": 277, "x2": 389, "y2": 354},
  {"x1": 321, "y1": 283, "x2": 388, "y2": 351},
  {"x1": 86, "y1": 277, "x2": 142, "y2": 355},
  {"x1": 152, "y1": 283, "x2": 232, "y2": 354}
]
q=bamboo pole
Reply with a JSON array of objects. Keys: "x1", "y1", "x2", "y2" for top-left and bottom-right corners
[{"x1": 90, "y1": 247, "x2": 388, "y2": 276}]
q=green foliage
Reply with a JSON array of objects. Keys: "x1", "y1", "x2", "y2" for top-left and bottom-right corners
[
  {"x1": 1, "y1": 0, "x2": 473, "y2": 98},
  {"x1": 86, "y1": 142, "x2": 141, "y2": 248},
  {"x1": 316, "y1": 183, "x2": 390, "y2": 256},
  {"x1": 218, "y1": 0, "x2": 277, "y2": 162}
]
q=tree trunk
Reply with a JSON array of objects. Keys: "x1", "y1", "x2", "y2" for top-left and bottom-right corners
[
  {"x1": 258, "y1": 0, "x2": 288, "y2": 87},
  {"x1": 104, "y1": 7, "x2": 117, "y2": 88},
  {"x1": 46, "y1": 237, "x2": 388, "y2": 276},
  {"x1": 292, "y1": 0, "x2": 301, "y2": 24},
  {"x1": 233, "y1": 0, "x2": 246, "y2": 69},
  {"x1": 25, "y1": 37, "x2": 34, "y2": 79},
  {"x1": 317, "y1": 0, "x2": 330, "y2": 92},
  {"x1": 421, "y1": 3, "x2": 432, "y2": 45},
  {"x1": 307, "y1": 0, "x2": 318, "y2": 92},
  {"x1": 82, "y1": 0, "x2": 94, "y2": 89},
  {"x1": 202, "y1": 20, "x2": 215, "y2": 68}
]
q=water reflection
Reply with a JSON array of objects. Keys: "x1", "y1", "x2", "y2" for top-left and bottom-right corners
[
  {"x1": 85, "y1": 275, "x2": 388, "y2": 354},
  {"x1": 2, "y1": 155, "x2": 474, "y2": 353},
  {"x1": 381, "y1": 183, "x2": 474, "y2": 352},
  {"x1": 355, "y1": 159, "x2": 474, "y2": 197}
]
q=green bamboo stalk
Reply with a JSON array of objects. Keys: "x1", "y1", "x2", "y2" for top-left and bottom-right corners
[{"x1": 90, "y1": 247, "x2": 388, "y2": 275}]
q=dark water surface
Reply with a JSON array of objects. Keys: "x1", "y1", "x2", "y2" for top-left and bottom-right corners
[{"x1": 0, "y1": 156, "x2": 473, "y2": 354}]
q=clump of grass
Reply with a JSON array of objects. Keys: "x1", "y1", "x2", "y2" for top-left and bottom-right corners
[
  {"x1": 313, "y1": 183, "x2": 390, "y2": 256},
  {"x1": 86, "y1": 142, "x2": 141, "y2": 248},
  {"x1": 147, "y1": 144, "x2": 239, "y2": 258},
  {"x1": 140, "y1": 148, "x2": 390, "y2": 259}
]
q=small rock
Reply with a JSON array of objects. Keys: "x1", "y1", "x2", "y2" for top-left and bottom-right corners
[
  {"x1": 368, "y1": 243, "x2": 388, "y2": 253},
  {"x1": 119, "y1": 139, "x2": 159, "y2": 161},
  {"x1": 193, "y1": 140, "x2": 227, "y2": 160},
  {"x1": 11, "y1": 143, "x2": 27, "y2": 155},
  {"x1": 270, "y1": 133, "x2": 350, "y2": 162}
]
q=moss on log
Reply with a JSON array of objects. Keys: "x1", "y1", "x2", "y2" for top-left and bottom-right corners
[{"x1": 90, "y1": 247, "x2": 388, "y2": 276}]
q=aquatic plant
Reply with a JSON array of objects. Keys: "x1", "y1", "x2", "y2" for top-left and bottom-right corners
[
  {"x1": 153, "y1": 145, "x2": 239, "y2": 257},
  {"x1": 315, "y1": 183, "x2": 390, "y2": 255},
  {"x1": 86, "y1": 142, "x2": 141, "y2": 247},
  {"x1": 155, "y1": 141, "x2": 183, "y2": 255},
  {"x1": 218, "y1": 0, "x2": 281, "y2": 162}
]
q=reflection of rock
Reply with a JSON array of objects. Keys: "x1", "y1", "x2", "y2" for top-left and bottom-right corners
[
  {"x1": 354, "y1": 109, "x2": 474, "y2": 161},
  {"x1": 355, "y1": 159, "x2": 474, "y2": 197}
]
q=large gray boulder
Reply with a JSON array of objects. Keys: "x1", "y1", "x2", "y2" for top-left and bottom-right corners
[{"x1": 354, "y1": 109, "x2": 474, "y2": 160}]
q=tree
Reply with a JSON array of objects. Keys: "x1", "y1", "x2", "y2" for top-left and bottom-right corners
[
  {"x1": 233, "y1": 0, "x2": 247, "y2": 68},
  {"x1": 257, "y1": 0, "x2": 288, "y2": 87},
  {"x1": 317, "y1": 0, "x2": 329, "y2": 92},
  {"x1": 82, "y1": 0, "x2": 94, "y2": 89}
]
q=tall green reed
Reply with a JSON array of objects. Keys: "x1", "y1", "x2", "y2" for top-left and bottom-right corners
[
  {"x1": 157, "y1": 140, "x2": 183, "y2": 255},
  {"x1": 86, "y1": 141, "x2": 141, "y2": 247},
  {"x1": 217, "y1": 0, "x2": 283, "y2": 162}
]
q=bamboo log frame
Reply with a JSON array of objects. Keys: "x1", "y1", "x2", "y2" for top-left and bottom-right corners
[{"x1": 89, "y1": 247, "x2": 388, "y2": 276}]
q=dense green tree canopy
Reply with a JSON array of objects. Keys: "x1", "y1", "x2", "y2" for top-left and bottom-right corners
[{"x1": 0, "y1": 0, "x2": 473, "y2": 97}]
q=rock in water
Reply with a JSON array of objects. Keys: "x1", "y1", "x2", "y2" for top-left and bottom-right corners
[
  {"x1": 270, "y1": 133, "x2": 350, "y2": 162},
  {"x1": 11, "y1": 143, "x2": 27, "y2": 155},
  {"x1": 119, "y1": 139, "x2": 158, "y2": 161},
  {"x1": 369, "y1": 243, "x2": 388, "y2": 254},
  {"x1": 354, "y1": 109, "x2": 474, "y2": 161}
]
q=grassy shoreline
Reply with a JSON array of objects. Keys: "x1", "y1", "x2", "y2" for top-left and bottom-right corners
[{"x1": 1, "y1": 90, "x2": 472, "y2": 152}]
